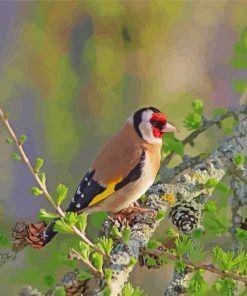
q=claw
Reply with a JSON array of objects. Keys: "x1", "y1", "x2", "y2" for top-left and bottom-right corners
[{"x1": 112, "y1": 207, "x2": 156, "y2": 223}]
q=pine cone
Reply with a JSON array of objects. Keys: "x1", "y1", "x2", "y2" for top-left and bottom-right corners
[
  {"x1": 64, "y1": 281, "x2": 88, "y2": 296},
  {"x1": 170, "y1": 201, "x2": 199, "y2": 233},
  {"x1": 25, "y1": 222, "x2": 46, "y2": 249},
  {"x1": 12, "y1": 222, "x2": 28, "y2": 242}
]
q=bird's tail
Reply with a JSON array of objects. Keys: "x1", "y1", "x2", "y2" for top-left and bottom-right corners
[{"x1": 42, "y1": 218, "x2": 59, "y2": 246}]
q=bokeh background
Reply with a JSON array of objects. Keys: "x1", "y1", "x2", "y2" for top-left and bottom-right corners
[{"x1": 0, "y1": 1, "x2": 247, "y2": 295}]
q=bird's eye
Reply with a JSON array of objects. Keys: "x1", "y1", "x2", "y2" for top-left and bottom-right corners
[{"x1": 150, "y1": 120, "x2": 163, "y2": 130}]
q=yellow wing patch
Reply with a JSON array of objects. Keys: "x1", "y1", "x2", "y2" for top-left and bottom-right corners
[{"x1": 88, "y1": 177, "x2": 122, "y2": 206}]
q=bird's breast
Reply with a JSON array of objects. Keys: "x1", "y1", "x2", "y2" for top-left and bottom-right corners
[{"x1": 91, "y1": 146, "x2": 161, "y2": 213}]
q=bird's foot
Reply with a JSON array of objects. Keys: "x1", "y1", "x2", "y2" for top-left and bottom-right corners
[
  {"x1": 113, "y1": 207, "x2": 156, "y2": 223},
  {"x1": 128, "y1": 201, "x2": 140, "y2": 208}
]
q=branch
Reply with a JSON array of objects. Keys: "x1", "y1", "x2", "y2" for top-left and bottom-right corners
[{"x1": 144, "y1": 248, "x2": 247, "y2": 286}]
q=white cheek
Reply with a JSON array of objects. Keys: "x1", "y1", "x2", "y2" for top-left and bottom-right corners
[{"x1": 139, "y1": 122, "x2": 162, "y2": 144}]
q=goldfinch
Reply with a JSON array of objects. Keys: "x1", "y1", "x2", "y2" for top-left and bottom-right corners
[{"x1": 43, "y1": 107, "x2": 176, "y2": 245}]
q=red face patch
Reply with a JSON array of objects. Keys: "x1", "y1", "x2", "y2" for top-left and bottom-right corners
[{"x1": 150, "y1": 112, "x2": 167, "y2": 139}]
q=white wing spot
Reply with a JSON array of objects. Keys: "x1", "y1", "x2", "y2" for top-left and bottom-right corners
[
  {"x1": 72, "y1": 197, "x2": 75, "y2": 202},
  {"x1": 76, "y1": 203, "x2": 81, "y2": 209},
  {"x1": 77, "y1": 186, "x2": 81, "y2": 194},
  {"x1": 85, "y1": 177, "x2": 88, "y2": 181},
  {"x1": 88, "y1": 182, "x2": 91, "y2": 186},
  {"x1": 81, "y1": 193, "x2": 84, "y2": 198}
]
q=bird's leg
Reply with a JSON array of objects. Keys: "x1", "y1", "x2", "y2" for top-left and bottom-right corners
[{"x1": 112, "y1": 206, "x2": 156, "y2": 223}]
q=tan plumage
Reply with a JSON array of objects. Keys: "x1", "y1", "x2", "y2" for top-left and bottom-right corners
[
  {"x1": 88, "y1": 121, "x2": 162, "y2": 213},
  {"x1": 41, "y1": 106, "x2": 176, "y2": 246}
]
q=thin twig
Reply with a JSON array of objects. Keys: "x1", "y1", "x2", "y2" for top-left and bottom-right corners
[
  {"x1": 162, "y1": 105, "x2": 247, "y2": 167},
  {"x1": 143, "y1": 248, "x2": 247, "y2": 285},
  {"x1": 0, "y1": 108, "x2": 102, "y2": 254},
  {"x1": 69, "y1": 248, "x2": 103, "y2": 278}
]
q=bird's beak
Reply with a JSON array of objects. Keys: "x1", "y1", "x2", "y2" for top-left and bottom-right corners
[{"x1": 162, "y1": 122, "x2": 177, "y2": 133}]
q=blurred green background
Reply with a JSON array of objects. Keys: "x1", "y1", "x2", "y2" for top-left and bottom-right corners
[{"x1": 0, "y1": 1, "x2": 247, "y2": 295}]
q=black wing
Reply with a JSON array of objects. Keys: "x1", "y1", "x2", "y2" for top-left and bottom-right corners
[
  {"x1": 67, "y1": 150, "x2": 145, "y2": 213},
  {"x1": 114, "y1": 150, "x2": 145, "y2": 190},
  {"x1": 66, "y1": 169, "x2": 105, "y2": 212}
]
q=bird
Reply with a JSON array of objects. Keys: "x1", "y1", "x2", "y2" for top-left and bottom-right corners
[{"x1": 38, "y1": 106, "x2": 176, "y2": 247}]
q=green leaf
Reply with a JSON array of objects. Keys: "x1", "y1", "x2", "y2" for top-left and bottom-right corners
[
  {"x1": 31, "y1": 186, "x2": 43, "y2": 196},
  {"x1": 35, "y1": 157, "x2": 44, "y2": 173},
  {"x1": 146, "y1": 256, "x2": 157, "y2": 268},
  {"x1": 57, "y1": 254, "x2": 77, "y2": 267},
  {"x1": 77, "y1": 212, "x2": 87, "y2": 233},
  {"x1": 235, "y1": 228, "x2": 247, "y2": 242},
  {"x1": 122, "y1": 226, "x2": 131, "y2": 244},
  {"x1": 205, "y1": 179, "x2": 230, "y2": 192},
  {"x1": 128, "y1": 256, "x2": 137, "y2": 267},
  {"x1": 155, "y1": 209, "x2": 166, "y2": 221},
  {"x1": 5, "y1": 137, "x2": 13, "y2": 144},
  {"x1": 204, "y1": 201, "x2": 217, "y2": 212},
  {"x1": 0, "y1": 233, "x2": 9, "y2": 246},
  {"x1": 189, "y1": 242, "x2": 207, "y2": 263},
  {"x1": 103, "y1": 287, "x2": 111, "y2": 296},
  {"x1": 234, "y1": 153, "x2": 245, "y2": 166},
  {"x1": 216, "y1": 181, "x2": 230, "y2": 193},
  {"x1": 232, "y1": 80, "x2": 247, "y2": 94},
  {"x1": 39, "y1": 209, "x2": 58, "y2": 223},
  {"x1": 175, "y1": 260, "x2": 186, "y2": 273},
  {"x1": 175, "y1": 236, "x2": 193, "y2": 257},
  {"x1": 214, "y1": 277, "x2": 235, "y2": 296},
  {"x1": 205, "y1": 178, "x2": 218, "y2": 189},
  {"x1": 39, "y1": 172, "x2": 46, "y2": 185},
  {"x1": 79, "y1": 241, "x2": 90, "y2": 260},
  {"x1": 162, "y1": 133, "x2": 184, "y2": 155},
  {"x1": 54, "y1": 219, "x2": 73, "y2": 234},
  {"x1": 44, "y1": 274, "x2": 55, "y2": 287},
  {"x1": 111, "y1": 225, "x2": 122, "y2": 238},
  {"x1": 96, "y1": 236, "x2": 113, "y2": 256},
  {"x1": 188, "y1": 270, "x2": 207, "y2": 294},
  {"x1": 184, "y1": 112, "x2": 202, "y2": 130},
  {"x1": 19, "y1": 134, "x2": 27, "y2": 145},
  {"x1": 122, "y1": 283, "x2": 145, "y2": 296},
  {"x1": 191, "y1": 228, "x2": 204, "y2": 240},
  {"x1": 166, "y1": 227, "x2": 179, "y2": 238},
  {"x1": 104, "y1": 268, "x2": 112, "y2": 283},
  {"x1": 122, "y1": 283, "x2": 134, "y2": 296},
  {"x1": 203, "y1": 208, "x2": 229, "y2": 235},
  {"x1": 78, "y1": 269, "x2": 92, "y2": 281},
  {"x1": 11, "y1": 152, "x2": 21, "y2": 161},
  {"x1": 147, "y1": 239, "x2": 160, "y2": 250},
  {"x1": 56, "y1": 183, "x2": 68, "y2": 205},
  {"x1": 192, "y1": 99, "x2": 204, "y2": 114},
  {"x1": 64, "y1": 212, "x2": 78, "y2": 227},
  {"x1": 53, "y1": 287, "x2": 65, "y2": 296},
  {"x1": 213, "y1": 247, "x2": 245, "y2": 272},
  {"x1": 91, "y1": 252, "x2": 103, "y2": 272},
  {"x1": 171, "y1": 141, "x2": 184, "y2": 156}
]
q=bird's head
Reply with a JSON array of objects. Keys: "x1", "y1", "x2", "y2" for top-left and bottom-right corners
[{"x1": 130, "y1": 107, "x2": 176, "y2": 144}]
